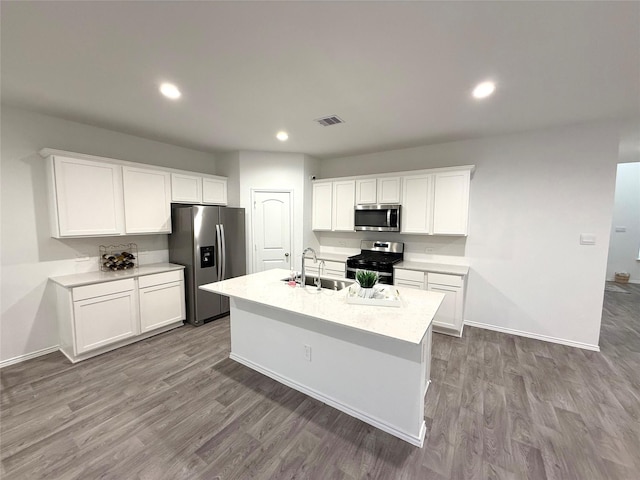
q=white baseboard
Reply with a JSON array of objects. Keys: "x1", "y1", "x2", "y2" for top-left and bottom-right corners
[
  {"x1": 230, "y1": 352, "x2": 426, "y2": 447},
  {"x1": 0, "y1": 345, "x2": 60, "y2": 369},
  {"x1": 464, "y1": 320, "x2": 600, "y2": 352}
]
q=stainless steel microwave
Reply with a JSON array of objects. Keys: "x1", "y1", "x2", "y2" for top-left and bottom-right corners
[{"x1": 354, "y1": 204, "x2": 401, "y2": 232}]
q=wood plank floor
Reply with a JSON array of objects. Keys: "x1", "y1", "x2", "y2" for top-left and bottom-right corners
[{"x1": 2, "y1": 283, "x2": 639, "y2": 479}]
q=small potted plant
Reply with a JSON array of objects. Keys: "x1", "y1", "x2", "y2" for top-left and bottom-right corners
[{"x1": 356, "y1": 270, "x2": 379, "y2": 299}]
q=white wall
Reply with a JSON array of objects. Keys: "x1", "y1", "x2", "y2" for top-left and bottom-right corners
[
  {"x1": 320, "y1": 122, "x2": 623, "y2": 349},
  {"x1": 217, "y1": 151, "x2": 241, "y2": 207},
  {"x1": 237, "y1": 151, "x2": 310, "y2": 273},
  {"x1": 606, "y1": 162, "x2": 640, "y2": 283},
  {"x1": 0, "y1": 106, "x2": 217, "y2": 363}
]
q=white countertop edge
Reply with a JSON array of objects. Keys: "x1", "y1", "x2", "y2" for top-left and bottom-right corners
[
  {"x1": 50, "y1": 263, "x2": 185, "y2": 288},
  {"x1": 395, "y1": 261, "x2": 470, "y2": 276}
]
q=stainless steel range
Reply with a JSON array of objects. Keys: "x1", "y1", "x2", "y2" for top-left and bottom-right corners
[{"x1": 346, "y1": 240, "x2": 404, "y2": 285}]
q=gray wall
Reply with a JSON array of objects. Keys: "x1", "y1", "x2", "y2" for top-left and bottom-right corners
[{"x1": 0, "y1": 106, "x2": 217, "y2": 363}]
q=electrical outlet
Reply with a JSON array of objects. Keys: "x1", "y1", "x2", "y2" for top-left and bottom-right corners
[
  {"x1": 425, "y1": 247, "x2": 434, "y2": 253},
  {"x1": 338, "y1": 241, "x2": 346, "y2": 247},
  {"x1": 304, "y1": 345, "x2": 312, "y2": 362}
]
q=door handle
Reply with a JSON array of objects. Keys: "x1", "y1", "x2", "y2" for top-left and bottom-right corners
[{"x1": 284, "y1": 253, "x2": 289, "y2": 257}]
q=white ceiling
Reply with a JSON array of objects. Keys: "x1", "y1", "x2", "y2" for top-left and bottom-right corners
[{"x1": 2, "y1": 1, "x2": 638, "y2": 159}]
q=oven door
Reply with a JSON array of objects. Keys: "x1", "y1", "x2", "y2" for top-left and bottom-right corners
[{"x1": 354, "y1": 204, "x2": 400, "y2": 232}]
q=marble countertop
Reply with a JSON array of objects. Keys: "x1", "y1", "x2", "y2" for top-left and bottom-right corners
[
  {"x1": 395, "y1": 261, "x2": 469, "y2": 276},
  {"x1": 50, "y1": 263, "x2": 185, "y2": 288},
  {"x1": 200, "y1": 268, "x2": 444, "y2": 344}
]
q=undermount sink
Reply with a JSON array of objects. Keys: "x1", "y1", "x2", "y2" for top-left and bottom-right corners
[{"x1": 282, "y1": 277, "x2": 353, "y2": 291}]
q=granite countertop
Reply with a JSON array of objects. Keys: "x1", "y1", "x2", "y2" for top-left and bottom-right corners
[
  {"x1": 200, "y1": 268, "x2": 444, "y2": 345},
  {"x1": 395, "y1": 261, "x2": 470, "y2": 276},
  {"x1": 50, "y1": 263, "x2": 185, "y2": 288}
]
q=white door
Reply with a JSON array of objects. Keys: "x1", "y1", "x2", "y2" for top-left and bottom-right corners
[{"x1": 253, "y1": 191, "x2": 292, "y2": 272}]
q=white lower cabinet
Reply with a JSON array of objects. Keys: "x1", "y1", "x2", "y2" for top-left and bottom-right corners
[
  {"x1": 305, "y1": 260, "x2": 346, "y2": 279},
  {"x1": 139, "y1": 271, "x2": 186, "y2": 333},
  {"x1": 395, "y1": 268, "x2": 466, "y2": 336},
  {"x1": 54, "y1": 268, "x2": 186, "y2": 362},
  {"x1": 73, "y1": 279, "x2": 138, "y2": 354}
]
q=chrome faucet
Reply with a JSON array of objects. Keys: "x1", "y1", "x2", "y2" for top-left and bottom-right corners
[
  {"x1": 315, "y1": 260, "x2": 325, "y2": 291},
  {"x1": 300, "y1": 247, "x2": 317, "y2": 288}
]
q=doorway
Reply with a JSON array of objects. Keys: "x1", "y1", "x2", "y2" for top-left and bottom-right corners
[
  {"x1": 251, "y1": 189, "x2": 293, "y2": 273},
  {"x1": 601, "y1": 162, "x2": 640, "y2": 353}
]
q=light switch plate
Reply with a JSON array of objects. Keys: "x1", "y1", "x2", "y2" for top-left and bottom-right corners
[{"x1": 580, "y1": 233, "x2": 596, "y2": 245}]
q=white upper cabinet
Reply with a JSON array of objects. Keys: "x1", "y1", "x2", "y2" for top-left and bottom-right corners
[
  {"x1": 401, "y1": 168, "x2": 471, "y2": 236},
  {"x1": 377, "y1": 177, "x2": 401, "y2": 204},
  {"x1": 401, "y1": 174, "x2": 433, "y2": 234},
  {"x1": 332, "y1": 180, "x2": 356, "y2": 231},
  {"x1": 42, "y1": 149, "x2": 229, "y2": 238},
  {"x1": 122, "y1": 166, "x2": 171, "y2": 234},
  {"x1": 355, "y1": 179, "x2": 377, "y2": 204},
  {"x1": 47, "y1": 155, "x2": 125, "y2": 237},
  {"x1": 171, "y1": 173, "x2": 202, "y2": 203},
  {"x1": 355, "y1": 177, "x2": 401, "y2": 204},
  {"x1": 202, "y1": 177, "x2": 227, "y2": 205},
  {"x1": 432, "y1": 170, "x2": 470, "y2": 235},
  {"x1": 312, "y1": 182, "x2": 333, "y2": 231},
  {"x1": 171, "y1": 173, "x2": 227, "y2": 205}
]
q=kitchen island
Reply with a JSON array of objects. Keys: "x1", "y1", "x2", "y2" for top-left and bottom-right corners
[{"x1": 200, "y1": 269, "x2": 444, "y2": 446}]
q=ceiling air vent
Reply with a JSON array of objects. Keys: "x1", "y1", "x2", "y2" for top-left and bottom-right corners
[{"x1": 314, "y1": 115, "x2": 345, "y2": 127}]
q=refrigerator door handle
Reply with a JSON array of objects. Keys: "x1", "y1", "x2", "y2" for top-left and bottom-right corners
[
  {"x1": 215, "y1": 224, "x2": 222, "y2": 280},
  {"x1": 220, "y1": 224, "x2": 227, "y2": 280}
]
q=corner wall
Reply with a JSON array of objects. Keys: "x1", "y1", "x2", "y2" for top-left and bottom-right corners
[
  {"x1": 0, "y1": 106, "x2": 217, "y2": 364},
  {"x1": 320, "y1": 122, "x2": 623, "y2": 349},
  {"x1": 237, "y1": 151, "x2": 308, "y2": 273}
]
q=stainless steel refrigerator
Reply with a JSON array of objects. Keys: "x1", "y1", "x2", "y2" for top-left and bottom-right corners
[{"x1": 169, "y1": 205, "x2": 246, "y2": 326}]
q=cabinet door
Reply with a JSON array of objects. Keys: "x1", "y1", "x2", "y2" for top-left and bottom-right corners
[
  {"x1": 401, "y1": 174, "x2": 433, "y2": 234},
  {"x1": 123, "y1": 167, "x2": 171, "y2": 234},
  {"x1": 428, "y1": 285, "x2": 461, "y2": 332},
  {"x1": 52, "y1": 156, "x2": 124, "y2": 237},
  {"x1": 432, "y1": 170, "x2": 470, "y2": 235},
  {"x1": 312, "y1": 182, "x2": 333, "y2": 231},
  {"x1": 355, "y1": 179, "x2": 377, "y2": 204},
  {"x1": 139, "y1": 281, "x2": 186, "y2": 333},
  {"x1": 377, "y1": 177, "x2": 401, "y2": 204},
  {"x1": 73, "y1": 290, "x2": 138, "y2": 354},
  {"x1": 332, "y1": 180, "x2": 356, "y2": 231},
  {"x1": 202, "y1": 177, "x2": 227, "y2": 205},
  {"x1": 171, "y1": 173, "x2": 202, "y2": 203}
]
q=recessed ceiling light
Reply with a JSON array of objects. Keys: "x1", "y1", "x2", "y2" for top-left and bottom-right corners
[
  {"x1": 472, "y1": 81, "x2": 496, "y2": 99},
  {"x1": 276, "y1": 131, "x2": 289, "y2": 141},
  {"x1": 160, "y1": 83, "x2": 181, "y2": 100}
]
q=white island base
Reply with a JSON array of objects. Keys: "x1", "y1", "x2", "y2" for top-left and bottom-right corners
[
  {"x1": 228, "y1": 299, "x2": 432, "y2": 447},
  {"x1": 201, "y1": 269, "x2": 443, "y2": 447}
]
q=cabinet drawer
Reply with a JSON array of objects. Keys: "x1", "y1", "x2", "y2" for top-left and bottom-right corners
[
  {"x1": 395, "y1": 280, "x2": 424, "y2": 290},
  {"x1": 139, "y1": 270, "x2": 183, "y2": 289},
  {"x1": 324, "y1": 260, "x2": 345, "y2": 277},
  {"x1": 395, "y1": 268, "x2": 426, "y2": 283},
  {"x1": 73, "y1": 278, "x2": 135, "y2": 301},
  {"x1": 428, "y1": 273, "x2": 463, "y2": 288}
]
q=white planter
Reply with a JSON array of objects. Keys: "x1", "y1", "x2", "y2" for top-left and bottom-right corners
[{"x1": 359, "y1": 286, "x2": 376, "y2": 299}]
